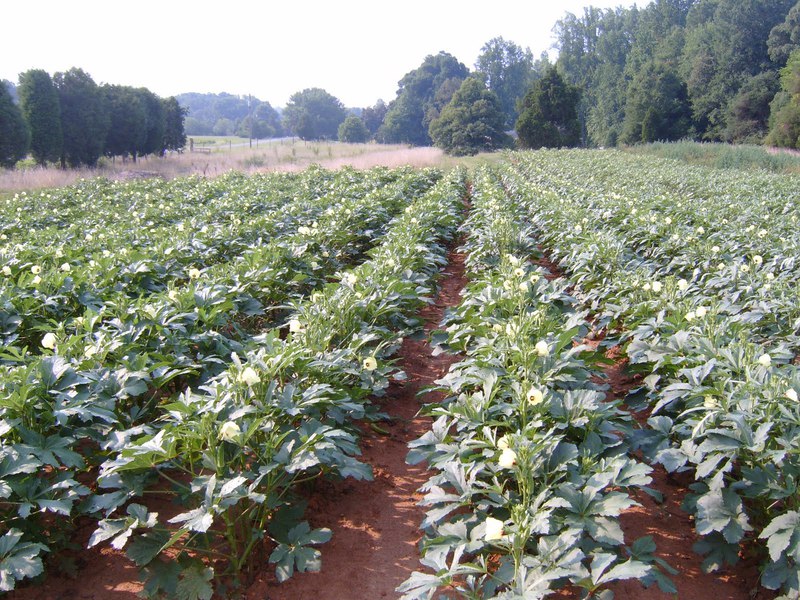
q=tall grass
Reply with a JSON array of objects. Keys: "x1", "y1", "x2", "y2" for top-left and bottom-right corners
[
  {"x1": 0, "y1": 140, "x2": 448, "y2": 193},
  {"x1": 627, "y1": 140, "x2": 800, "y2": 174}
]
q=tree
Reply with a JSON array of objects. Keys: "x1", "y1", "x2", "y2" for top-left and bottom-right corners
[
  {"x1": 516, "y1": 68, "x2": 581, "y2": 149},
  {"x1": 103, "y1": 84, "x2": 147, "y2": 160},
  {"x1": 0, "y1": 82, "x2": 29, "y2": 167},
  {"x1": 621, "y1": 61, "x2": 692, "y2": 143},
  {"x1": 378, "y1": 52, "x2": 469, "y2": 145},
  {"x1": 162, "y1": 96, "x2": 187, "y2": 152},
  {"x1": 361, "y1": 100, "x2": 388, "y2": 136},
  {"x1": 54, "y1": 68, "x2": 109, "y2": 167},
  {"x1": 18, "y1": 69, "x2": 62, "y2": 165},
  {"x1": 724, "y1": 71, "x2": 780, "y2": 142},
  {"x1": 768, "y1": 1, "x2": 800, "y2": 65},
  {"x1": 338, "y1": 115, "x2": 370, "y2": 143},
  {"x1": 136, "y1": 88, "x2": 165, "y2": 157},
  {"x1": 282, "y1": 88, "x2": 346, "y2": 140},
  {"x1": 767, "y1": 48, "x2": 800, "y2": 147},
  {"x1": 429, "y1": 77, "x2": 510, "y2": 156},
  {"x1": 475, "y1": 37, "x2": 537, "y2": 128}
]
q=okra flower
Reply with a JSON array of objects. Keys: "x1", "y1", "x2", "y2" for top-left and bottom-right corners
[
  {"x1": 238, "y1": 367, "x2": 261, "y2": 386},
  {"x1": 651, "y1": 281, "x2": 663, "y2": 293},
  {"x1": 497, "y1": 435, "x2": 510, "y2": 450},
  {"x1": 2, "y1": 266, "x2": 10, "y2": 276},
  {"x1": 786, "y1": 389, "x2": 798, "y2": 402},
  {"x1": 363, "y1": 356, "x2": 378, "y2": 371},
  {"x1": 288, "y1": 319, "x2": 302, "y2": 333},
  {"x1": 41, "y1": 332, "x2": 57, "y2": 349},
  {"x1": 188, "y1": 267, "x2": 201, "y2": 279},
  {"x1": 484, "y1": 517, "x2": 505, "y2": 541},
  {"x1": 498, "y1": 448, "x2": 517, "y2": 468},
  {"x1": 527, "y1": 387, "x2": 544, "y2": 404},
  {"x1": 752, "y1": 255, "x2": 763, "y2": 266},
  {"x1": 219, "y1": 421, "x2": 241, "y2": 442},
  {"x1": 677, "y1": 279, "x2": 689, "y2": 291},
  {"x1": 534, "y1": 340, "x2": 549, "y2": 357},
  {"x1": 685, "y1": 311, "x2": 696, "y2": 322},
  {"x1": 31, "y1": 265, "x2": 41, "y2": 274},
  {"x1": 514, "y1": 267, "x2": 525, "y2": 278},
  {"x1": 757, "y1": 353, "x2": 772, "y2": 368},
  {"x1": 60, "y1": 262, "x2": 71, "y2": 272},
  {"x1": 696, "y1": 306, "x2": 708, "y2": 318}
]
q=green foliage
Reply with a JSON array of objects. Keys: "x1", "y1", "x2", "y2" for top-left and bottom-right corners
[
  {"x1": 337, "y1": 115, "x2": 369, "y2": 143},
  {"x1": 0, "y1": 82, "x2": 29, "y2": 168},
  {"x1": 176, "y1": 93, "x2": 283, "y2": 139},
  {"x1": 475, "y1": 37, "x2": 538, "y2": 128},
  {"x1": 515, "y1": 68, "x2": 581, "y2": 149},
  {"x1": 724, "y1": 71, "x2": 780, "y2": 143},
  {"x1": 162, "y1": 97, "x2": 187, "y2": 152},
  {"x1": 767, "y1": 48, "x2": 800, "y2": 147},
  {"x1": 361, "y1": 99, "x2": 387, "y2": 136},
  {"x1": 54, "y1": 68, "x2": 109, "y2": 167},
  {"x1": 429, "y1": 77, "x2": 510, "y2": 156},
  {"x1": 621, "y1": 61, "x2": 692, "y2": 144},
  {"x1": 103, "y1": 84, "x2": 147, "y2": 159},
  {"x1": 768, "y1": 1, "x2": 800, "y2": 65},
  {"x1": 378, "y1": 52, "x2": 469, "y2": 145},
  {"x1": 18, "y1": 69, "x2": 62, "y2": 165},
  {"x1": 282, "y1": 88, "x2": 346, "y2": 141}
]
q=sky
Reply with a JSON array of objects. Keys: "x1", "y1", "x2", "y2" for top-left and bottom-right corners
[{"x1": 3, "y1": 0, "x2": 651, "y2": 108}]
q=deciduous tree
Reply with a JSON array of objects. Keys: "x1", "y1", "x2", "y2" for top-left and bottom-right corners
[
  {"x1": 475, "y1": 37, "x2": 537, "y2": 128},
  {"x1": 282, "y1": 88, "x2": 346, "y2": 141},
  {"x1": 429, "y1": 77, "x2": 509, "y2": 155},
  {"x1": 516, "y1": 68, "x2": 581, "y2": 149},
  {"x1": 338, "y1": 115, "x2": 369, "y2": 143}
]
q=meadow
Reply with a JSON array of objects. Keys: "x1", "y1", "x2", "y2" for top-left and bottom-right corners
[{"x1": 1, "y1": 147, "x2": 798, "y2": 599}]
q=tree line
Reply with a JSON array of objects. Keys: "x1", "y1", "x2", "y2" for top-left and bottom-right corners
[
  {"x1": 553, "y1": 0, "x2": 800, "y2": 147},
  {"x1": 1, "y1": 68, "x2": 186, "y2": 168}
]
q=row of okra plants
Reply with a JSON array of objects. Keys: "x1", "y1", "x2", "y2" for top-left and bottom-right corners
[
  {"x1": 399, "y1": 166, "x2": 675, "y2": 600},
  {"x1": 0, "y1": 166, "x2": 445, "y2": 594},
  {"x1": 501, "y1": 150, "x2": 800, "y2": 598}
]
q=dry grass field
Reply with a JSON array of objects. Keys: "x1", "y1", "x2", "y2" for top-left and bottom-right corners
[{"x1": 0, "y1": 139, "x2": 458, "y2": 193}]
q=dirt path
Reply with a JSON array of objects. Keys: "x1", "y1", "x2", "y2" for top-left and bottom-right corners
[{"x1": 246, "y1": 247, "x2": 468, "y2": 600}]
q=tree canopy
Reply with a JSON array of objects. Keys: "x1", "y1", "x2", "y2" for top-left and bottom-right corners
[
  {"x1": 282, "y1": 88, "x2": 346, "y2": 141},
  {"x1": 429, "y1": 77, "x2": 509, "y2": 155},
  {"x1": 378, "y1": 52, "x2": 469, "y2": 145},
  {"x1": 338, "y1": 115, "x2": 370, "y2": 143},
  {"x1": 18, "y1": 69, "x2": 62, "y2": 165},
  {"x1": 0, "y1": 82, "x2": 29, "y2": 168},
  {"x1": 475, "y1": 37, "x2": 540, "y2": 128},
  {"x1": 54, "y1": 68, "x2": 109, "y2": 167},
  {"x1": 516, "y1": 68, "x2": 581, "y2": 149}
]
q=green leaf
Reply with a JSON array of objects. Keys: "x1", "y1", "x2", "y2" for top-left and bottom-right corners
[{"x1": 176, "y1": 564, "x2": 214, "y2": 600}]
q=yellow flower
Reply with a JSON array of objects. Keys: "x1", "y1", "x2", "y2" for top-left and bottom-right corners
[
  {"x1": 514, "y1": 267, "x2": 525, "y2": 278},
  {"x1": 31, "y1": 265, "x2": 41, "y2": 274},
  {"x1": 757, "y1": 353, "x2": 772, "y2": 368},
  {"x1": 219, "y1": 421, "x2": 241, "y2": 442},
  {"x1": 60, "y1": 262, "x2": 71, "y2": 272},
  {"x1": 651, "y1": 281, "x2": 663, "y2": 293},
  {"x1": 363, "y1": 356, "x2": 378, "y2": 371},
  {"x1": 696, "y1": 306, "x2": 708, "y2": 318},
  {"x1": 238, "y1": 367, "x2": 261, "y2": 386},
  {"x1": 188, "y1": 268, "x2": 201, "y2": 279},
  {"x1": 704, "y1": 395, "x2": 717, "y2": 409},
  {"x1": 677, "y1": 279, "x2": 689, "y2": 291},
  {"x1": 786, "y1": 389, "x2": 798, "y2": 402},
  {"x1": 288, "y1": 319, "x2": 302, "y2": 333},
  {"x1": 497, "y1": 435, "x2": 510, "y2": 450},
  {"x1": 2, "y1": 266, "x2": 10, "y2": 276},
  {"x1": 534, "y1": 340, "x2": 549, "y2": 357},
  {"x1": 752, "y1": 255, "x2": 763, "y2": 266},
  {"x1": 685, "y1": 311, "x2": 696, "y2": 322},
  {"x1": 32, "y1": 275, "x2": 41, "y2": 285},
  {"x1": 498, "y1": 448, "x2": 517, "y2": 468},
  {"x1": 484, "y1": 517, "x2": 504, "y2": 541},
  {"x1": 41, "y1": 332, "x2": 57, "y2": 349}
]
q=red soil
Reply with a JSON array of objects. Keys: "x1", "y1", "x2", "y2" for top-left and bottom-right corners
[{"x1": 245, "y1": 247, "x2": 468, "y2": 599}]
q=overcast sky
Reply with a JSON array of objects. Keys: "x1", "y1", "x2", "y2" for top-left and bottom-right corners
[{"x1": 3, "y1": 0, "x2": 650, "y2": 107}]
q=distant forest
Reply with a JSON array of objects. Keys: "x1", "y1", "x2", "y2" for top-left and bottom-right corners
[
  {"x1": 176, "y1": 93, "x2": 285, "y2": 138},
  {"x1": 552, "y1": 0, "x2": 800, "y2": 147}
]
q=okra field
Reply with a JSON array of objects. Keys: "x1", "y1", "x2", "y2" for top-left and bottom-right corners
[{"x1": 2, "y1": 150, "x2": 799, "y2": 599}]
